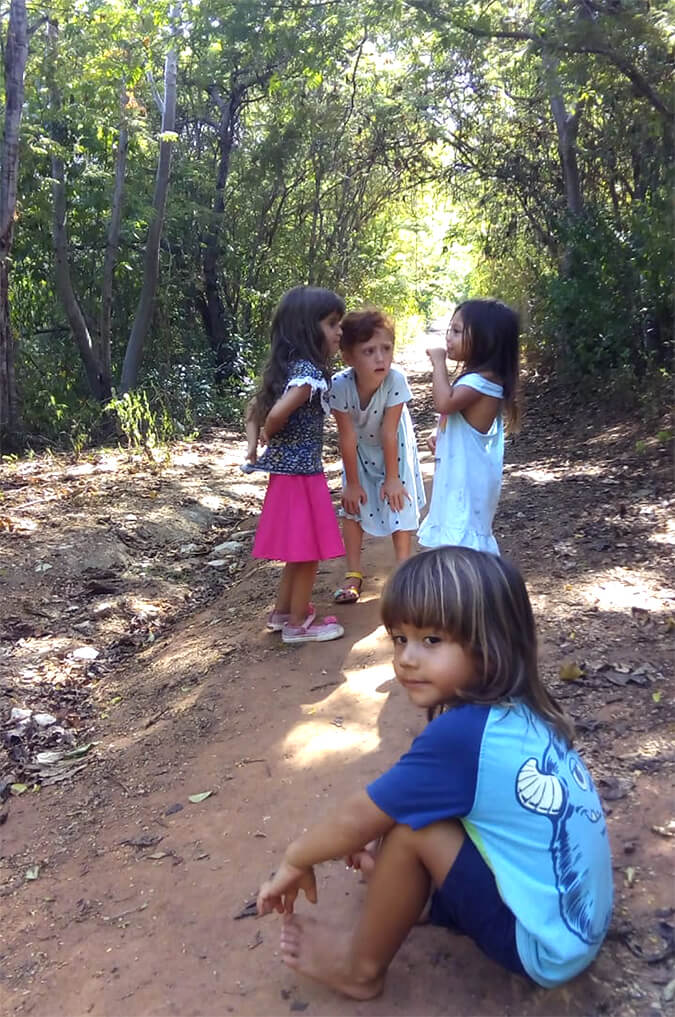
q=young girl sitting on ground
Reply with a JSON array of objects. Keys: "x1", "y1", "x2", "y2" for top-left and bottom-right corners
[
  {"x1": 417, "y1": 298, "x2": 520, "y2": 554},
  {"x1": 328, "y1": 309, "x2": 425, "y2": 603},
  {"x1": 247, "y1": 285, "x2": 346, "y2": 644},
  {"x1": 257, "y1": 546, "x2": 612, "y2": 996}
]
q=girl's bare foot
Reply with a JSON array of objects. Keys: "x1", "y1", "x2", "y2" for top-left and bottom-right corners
[{"x1": 280, "y1": 914, "x2": 384, "y2": 1000}]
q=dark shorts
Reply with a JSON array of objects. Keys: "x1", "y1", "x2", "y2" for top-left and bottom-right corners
[{"x1": 430, "y1": 835, "x2": 529, "y2": 978}]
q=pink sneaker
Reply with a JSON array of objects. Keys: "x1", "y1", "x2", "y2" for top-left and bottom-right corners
[
  {"x1": 282, "y1": 614, "x2": 344, "y2": 644},
  {"x1": 266, "y1": 603, "x2": 315, "y2": 632}
]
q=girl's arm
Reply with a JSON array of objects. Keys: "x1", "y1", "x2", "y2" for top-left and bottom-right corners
[
  {"x1": 257, "y1": 791, "x2": 394, "y2": 915},
  {"x1": 263, "y1": 383, "x2": 311, "y2": 438},
  {"x1": 333, "y1": 409, "x2": 367, "y2": 514},
  {"x1": 380, "y1": 404, "x2": 410, "y2": 511},
  {"x1": 426, "y1": 349, "x2": 483, "y2": 416}
]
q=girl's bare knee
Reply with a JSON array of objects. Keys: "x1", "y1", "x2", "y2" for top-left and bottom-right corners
[
  {"x1": 385, "y1": 818, "x2": 462, "y2": 848},
  {"x1": 384, "y1": 820, "x2": 464, "y2": 886}
]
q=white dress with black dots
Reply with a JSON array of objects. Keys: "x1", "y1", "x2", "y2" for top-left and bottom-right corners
[{"x1": 329, "y1": 366, "x2": 426, "y2": 537}]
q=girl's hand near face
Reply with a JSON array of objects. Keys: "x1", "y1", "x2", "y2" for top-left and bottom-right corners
[
  {"x1": 426, "y1": 433, "x2": 437, "y2": 454},
  {"x1": 380, "y1": 477, "x2": 411, "y2": 512},
  {"x1": 342, "y1": 482, "x2": 367, "y2": 515},
  {"x1": 257, "y1": 859, "x2": 317, "y2": 915},
  {"x1": 426, "y1": 347, "x2": 447, "y2": 366}
]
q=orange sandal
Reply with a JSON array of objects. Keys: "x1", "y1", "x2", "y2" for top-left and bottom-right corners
[{"x1": 333, "y1": 571, "x2": 363, "y2": 604}]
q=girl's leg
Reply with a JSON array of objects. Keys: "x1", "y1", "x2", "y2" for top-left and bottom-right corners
[
  {"x1": 391, "y1": 529, "x2": 413, "y2": 562},
  {"x1": 342, "y1": 518, "x2": 363, "y2": 575},
  {"x1": 288, "y1": 561, "x2": 318, "y2": 625},
  {"x1": 280, "y1": 819, "x2": 465, "y2": 999},
  {"x1": 275, "y1": 562, "x2": 297, "y2": 614},
  {"x1": 334, "y1": 518, "x2": 364, "y2": 603}
]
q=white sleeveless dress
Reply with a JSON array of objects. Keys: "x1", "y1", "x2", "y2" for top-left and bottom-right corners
[{"x1": 417, "y1": 373, "x2": 504, "y2": 554}]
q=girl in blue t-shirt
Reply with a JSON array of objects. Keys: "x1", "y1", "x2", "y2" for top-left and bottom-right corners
[
  {"x1": 248, "y1": 285, "x2": 346, "y2": 644},
  {"x1": 257, "y1": 546, "x2": 612, "y2": 995}
]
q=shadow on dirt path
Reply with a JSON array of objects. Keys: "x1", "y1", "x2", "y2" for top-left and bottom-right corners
[{"x1": 1, "y1": 341, "x2": 673, "y2": 1016}]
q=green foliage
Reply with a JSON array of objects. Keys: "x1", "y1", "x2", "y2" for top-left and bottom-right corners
[
  {"x1": 530, "y1": 203, "x2": 673, "y2": 382},
  {"x1": 105, "y1": 389, "x2": 176, "y2": 454},
  {"x1": 1, "y1": 0, "x2": 671, "y2": 448}
]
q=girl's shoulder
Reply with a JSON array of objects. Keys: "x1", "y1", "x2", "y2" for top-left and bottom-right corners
[
  {"x1": 383, "y1": 364, "x2": 412, "y2": 400},
  {"x1": 288, "y1": 358, "x2": 326, "y2": 385},
  {"x1": 454, "y1": 371, "x2": 504, "y2": 398},
  {"x1": 425, "y1": 702, "x2": 492, "y2": 747},
  {"x1": 385, "y1": 364, "x2": 410, "y2": 388},
  {"x1": 330, "y1": 366, "x2": 354, "y2": 387}
]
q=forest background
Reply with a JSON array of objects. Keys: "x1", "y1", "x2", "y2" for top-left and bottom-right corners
[{"x1": 0, "y1": 0, "x2": 671, "y2": 452}]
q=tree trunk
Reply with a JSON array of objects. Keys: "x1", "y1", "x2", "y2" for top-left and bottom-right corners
[
  {"x1": 48, "y1": 20, "x2": 110, "y2": 402},
  {"x1": 120, "y1": 4, "x2": 180, "y2": 394},
  {"x1": 99, "y1": 83, "x2": 129, "y2": 387},
  {"x1": 0, "y1": 0, "x2": 28, "y2": 450},
  {"x1": 200, "y1": 86, "x2": 241, "y2": 382},
  {"x1": 52, "y1": 151, "x2": 110, "y2": 401},
  {"x1": 543, "y1": 52, "x2": 584, "y2": 219}
]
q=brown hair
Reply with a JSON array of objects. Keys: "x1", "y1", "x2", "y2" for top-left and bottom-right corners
[
  {"x1": 340, "y1": 308, "x2": 395, "y2": 353},
  {"x1": 253, "y1": 286, "x2": 345, "y2": 419},
  {"x1": 381, "y1": 546, "x2": 574, "y2": 744},
  {"x1": 454, "y1": 298, "x2": 521, "y2": 432}
]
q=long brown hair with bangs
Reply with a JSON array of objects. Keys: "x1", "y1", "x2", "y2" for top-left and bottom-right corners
[
  {"x1": 253, "y1": 285, "x2": 346, "y2": 420},
  {"x1": 454, "y1": 298, "x2": 521, "y2": 432},
  {"x1": 380, "y1": 546, "x2": 573, "y2": 743}
]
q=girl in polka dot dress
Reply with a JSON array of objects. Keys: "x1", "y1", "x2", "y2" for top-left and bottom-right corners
[{"x1": 329, "y1": 310, "x2": 425, "y2": 603}]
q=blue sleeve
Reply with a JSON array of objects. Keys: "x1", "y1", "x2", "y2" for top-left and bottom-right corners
[
  {"x1": 384, "y1": 367, "x2": 412, "y2": 408},
  {"x1": 367, "y1": 705, "x2": 490, "y2": 829}
]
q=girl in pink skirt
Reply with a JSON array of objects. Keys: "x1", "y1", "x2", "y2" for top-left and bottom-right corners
[{"x1": 248, "y1": 286, "x2": 346, "y2": 644}]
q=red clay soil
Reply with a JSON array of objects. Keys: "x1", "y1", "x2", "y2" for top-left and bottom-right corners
[{"x1": 1, "y1": 346, "x2": 673, "y2": 1017}]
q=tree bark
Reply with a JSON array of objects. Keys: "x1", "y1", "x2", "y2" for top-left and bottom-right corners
[
  {"x1": 542, "y1": 51, "x2": 584, "y2": 218},
  {"x1": 48, "y1": 20, "x2": 110, "y2": 402},
  {"x1": 0, "y1": 0, "x2": 28, "y2": 449},
  {"x1": 199, "y1": 84, "x2": 243, "y2": 382},
  {"x1": 120, "y1": 4, "x2": 180, "y2": 394},
  {"x1": 99, "y1": 83, "x2": 129, "y2": 388}
]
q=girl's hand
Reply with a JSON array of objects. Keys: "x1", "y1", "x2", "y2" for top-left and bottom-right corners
[
  {"x1": 380, "y1": 478, "x2": 411, "y2": 513},
  {"x1": 257, "y1": 859, "x2": 317, "y2": 916},
  {"x1": 345, "y1": 839, "x2": 380, "y2": 873},
  {"x1": 426, "y1": 346, "x2": 447, "y2": 366},
  {"x1": 426, "y1": 433, "x2": 437, "y2": 454},
  {"x1": 342, "y1": 482, "x2": 367, "y2": 515}
]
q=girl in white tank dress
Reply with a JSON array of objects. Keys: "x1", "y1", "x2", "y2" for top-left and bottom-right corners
[{"x1": 417, "y1": 299, "x2": 520, "y2": 555}]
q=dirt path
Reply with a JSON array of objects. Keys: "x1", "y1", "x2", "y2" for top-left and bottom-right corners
[{"x1": 1, "y1": 341, "x2": 673, "y2": 1016}]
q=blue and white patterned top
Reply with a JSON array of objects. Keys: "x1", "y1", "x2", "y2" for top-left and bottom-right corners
[{"x1": 253, "y1": 359, "x2": 329, "y2": 476}]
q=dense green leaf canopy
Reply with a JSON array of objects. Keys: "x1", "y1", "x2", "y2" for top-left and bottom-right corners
[{"x1": 0, "y1": 0, "x2": 670, "y2": 445}]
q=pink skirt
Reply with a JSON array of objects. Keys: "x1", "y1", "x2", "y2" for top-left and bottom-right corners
[{"x1": 252, "y1": 473, "x2": 345, "y2": 562}]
